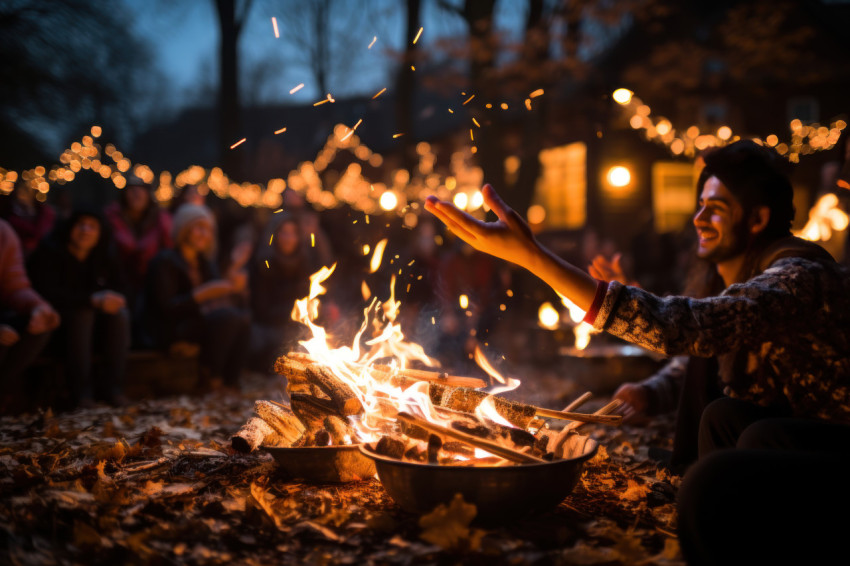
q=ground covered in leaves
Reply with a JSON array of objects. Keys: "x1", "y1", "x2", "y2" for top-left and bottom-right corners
[{"x1": 1, "y1": 372, "x2": 684, "y2": 565}]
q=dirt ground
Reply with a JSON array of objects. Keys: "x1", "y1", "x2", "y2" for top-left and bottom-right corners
[{"x1": 1, "y1": 365, "x2": 684, "y2": 565}]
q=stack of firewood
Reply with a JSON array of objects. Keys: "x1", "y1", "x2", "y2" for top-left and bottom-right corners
[{"x1": 232, "y1": 353, "x2": 622, "y2": 465}]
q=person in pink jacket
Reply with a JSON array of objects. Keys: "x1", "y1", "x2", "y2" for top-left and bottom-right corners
[{"x1": 0, "y1": 219, "x2": 60, "y2": 413}]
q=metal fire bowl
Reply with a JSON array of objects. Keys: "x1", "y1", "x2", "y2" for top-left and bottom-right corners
[
  {"x1": 264, "y1": 444, "x2": 376, "y2": 483},
  {"x1": 359, "y1": 439, "x2": 598, "y2": 520}
]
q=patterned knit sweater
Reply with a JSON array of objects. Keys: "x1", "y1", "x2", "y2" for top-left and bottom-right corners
[{"x1": 588, "y1": 241, "x2": 850, "y2": 423}]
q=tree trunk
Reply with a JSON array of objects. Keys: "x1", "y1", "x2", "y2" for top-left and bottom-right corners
[
  {"x1": 216, "y1": 0, "x2": 243, "y2": 181},
  {"x1": 395, "y1": 0, "x2": 422, "y2": 172}
]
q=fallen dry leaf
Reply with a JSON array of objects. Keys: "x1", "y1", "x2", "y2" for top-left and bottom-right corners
[{"x1": 418, "y1": 493, "x2": 485, "y2": 551}]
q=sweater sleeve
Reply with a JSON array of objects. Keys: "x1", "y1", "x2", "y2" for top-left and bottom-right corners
[
  {"x1": 0, "y1": 220, "x2": 48, "y2": 313},
  {"x1": 639, "y1": 356, "x2": 687, "y2": 416},
  {"x1": 586, "y1": 259, "x2": 822, "y2": 358}
]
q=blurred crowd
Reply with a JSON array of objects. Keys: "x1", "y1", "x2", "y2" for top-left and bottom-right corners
[{"x1": 0, "y1": 175, "x2": 691, "y2": 415}]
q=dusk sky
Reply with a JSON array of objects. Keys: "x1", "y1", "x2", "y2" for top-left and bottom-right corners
[{"x1": 122, "y1": 0, "x2": 526, "y2": 111}]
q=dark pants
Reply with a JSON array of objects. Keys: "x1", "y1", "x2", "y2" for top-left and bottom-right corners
[
  {"x1": 668, "y1": 356, "x2": 723, "y2": 473},
  {"x1": 176, "y1": 307, "x2": 250, "y2": 387},
  {"x1": 61, "y1": 307, "x2": 130, "y2": 405},
  {"x1": 697, "y1": 396, "x2": 792, "y2": 457},
  {"x1": 678, "y1": 416, "x2": 850, "y2": 566}
]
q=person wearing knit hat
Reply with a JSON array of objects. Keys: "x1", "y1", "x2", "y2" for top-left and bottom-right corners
[
  {"x1": 171, "y1": 203, "x2": 216, "y2": 256},
  {"x1": 142, "y1": 203, "x2": 250, "y2": 392}
]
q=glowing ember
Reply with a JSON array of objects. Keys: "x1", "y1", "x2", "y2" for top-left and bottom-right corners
[
  {"x1": 373, "y1": 88, "x2": 387, "y2": 99},
  {"x1": 289, "y1": 83, "x2": 305, "y2": 94},
  {"x1": 529, "y1": 89, "x2": 544, "y2": 98},
  {"x1": 368, "y1": 36, "x2": 377, "y2": 49},
  {"x1": 412, "y1": 26, "x2": 423, "y2": 44},
  {"x1": 472, "y1": 118, "x2": 480, "y2": 127},
  {"x1": 271, "y1": 17, "x2": 280, "y2": 38},
  {"x1": 274, "y1": 127, "x2": 287, "y2": 134},
  {"x1": 463, "y1": 94, "x2": 475, "y2": 105},
  {"x1": 230, "y1": 138, "x2": 247, "y2": 149},
  {"x1": 459, "y1": 294, "x2": 469, "y2": 309},
  {"x1": 370, "y1": 238, "x2": 388, "y2": 273}
]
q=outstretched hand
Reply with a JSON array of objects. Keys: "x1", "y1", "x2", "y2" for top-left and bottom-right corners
[{"x1": 424, "y1": 184, "x2": 539, "y2": 269}]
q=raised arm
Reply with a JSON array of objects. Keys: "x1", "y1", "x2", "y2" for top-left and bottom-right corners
[{"x1": 425, "y1": 184, "x2": 599, "y2": 311}]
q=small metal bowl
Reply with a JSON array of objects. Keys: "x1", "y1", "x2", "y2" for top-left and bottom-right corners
[
  {"x1": 360, "y1": 439, "x2": 598, "y2": 519},
  {"x1": 264, "y1": 444, "x2": 376, "y2": 483}
]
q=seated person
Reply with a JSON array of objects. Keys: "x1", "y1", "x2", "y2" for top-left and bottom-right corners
[
  {"x1": 0, "y1": 180, "x2": 56, "y2": 256},
  {"x1": 248, "y1": 213, "x2": 316, "y2": 372},
  {"x1": 0, "y1": 219, "x2": 60, "y2": 413},
  {"x1": 28, "y1": 209, "x2": 130, "y2": 408},
  {"x1": 104, "y1": 173, "x2": 172, "y2": 341},
  {"x1": 143, "y1": 204, "x2": 249, "y2": 392},
  {"x1": 426, "y1": 140, "x2": 850, "y2": 563}
]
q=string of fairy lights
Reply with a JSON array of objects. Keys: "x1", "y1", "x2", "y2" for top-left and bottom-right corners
[
  {"x1": 611, "y1": 88, "x2": 847, "y2": 162},
  {"x1": 0, "y1": 89, "x2": 845, "y2": 221}
]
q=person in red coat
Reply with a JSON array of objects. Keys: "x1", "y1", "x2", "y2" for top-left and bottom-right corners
[{"x1": 103, "y1": 174, "x2": 171, "y2": 343}]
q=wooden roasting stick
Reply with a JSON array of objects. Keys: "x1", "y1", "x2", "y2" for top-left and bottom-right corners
[
  {"x1": 550, "y1": 399, "x2": 624, "y2": 457},
  {"x1": 563, "y1": 391, "x2": 593, "y2": 413},
  {"x1": 396, "y1": 412, "x2": 546, "y2": 464}
]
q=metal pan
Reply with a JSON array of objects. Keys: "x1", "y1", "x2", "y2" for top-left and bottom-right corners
[
  {"x1": 359, "y1": 438, "x2": 597, "y2": 520},
  {"x1": 264, "y1": 444, "x2": 376, "y2": 483}
]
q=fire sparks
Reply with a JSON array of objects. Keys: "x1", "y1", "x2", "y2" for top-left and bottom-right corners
[
  {"x1": 368, "y1": 36, "x2": 377, "y2": 49},
  {"x1": 459, "y1": 294, "x2": 469, "y2": 309},
  {"x1": 361, "y1": 281, "x2": 371, "y2": 300},
  {"x1": 230, "y1": 138, "x2": 247, "y2": 149},
  {"x1": 289, "y1": 83, "x2": 305, "y2": 94},
  {"x1": 274, "y1": 127, "x2": 287, "y2": 134},
  {"x1": 525, "y1": 98, "x2": 532, "y2": 111},
  {"x1": 392, "y1": 133, "x2": 404, "y2": 138},
  {"x1": 412, "y1": 27, "x2": 423, "y2": 44},
  {"x1": 472, "y1": 118, "x2": 480, "y2": 128},
  {"x1": 529, "y1": 89, "x2": 544, "y2": 98},
  {"x1": 372, "y1": 88, "x2": 387, "y2": 99},
  {"x1": 370, "y1": 238, "x2": 388, "y2": 273},
  {"x1": 271, "y1": 17, "x2": 280, "y2": 38},
  {"x1": 462, "y1": 94, "x2": 475, "y2": 106}
]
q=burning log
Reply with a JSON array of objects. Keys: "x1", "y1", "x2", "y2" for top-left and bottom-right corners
[
  {"x1": 305, "y1": 364, "x2": 362, "y2": 416},
  {"x1": 277, "y1": 352, "x2": 487, "y2": 390},
  {"x1": 290, "y1": 393, "x2": 339, "y2": 431},
  {"x1": 426, "y1": 434, "x2": 442, "y2": 464},
  {"x1": 323, "y1": 415, "x2": 354, "y2": 445},
  {"x1": 396, "y1": 412, "x2": 546, "y2": 464},
  {"x1": 231, "y1": 417, "x2": 275, "y2": 453},
  {"x1": 371, "y1": 364, "x2": 487, "y2": 389},
  {"x1": 429, "y1": 385, "x2": 620, "y2": 428},
  {"x1": 274, "y1": 356, "x2": 323, "y2": 397},
  {"x1": 375, "y1": 434, "x2": 408, "y2": 459},
  {"x1": 254, "y1": 401, "x2": 306, "y2": 445}
]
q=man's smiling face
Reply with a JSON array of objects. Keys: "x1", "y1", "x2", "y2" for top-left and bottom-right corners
[{"x1": 693, "y1": 176, "x2": 749, "y2": 263}]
